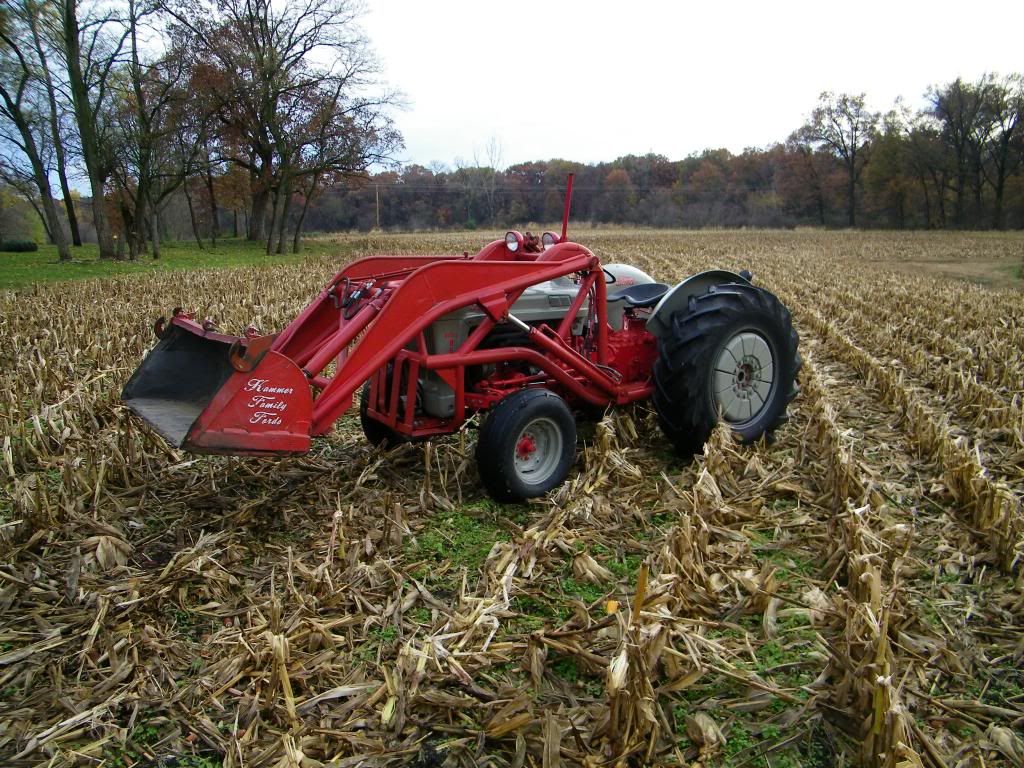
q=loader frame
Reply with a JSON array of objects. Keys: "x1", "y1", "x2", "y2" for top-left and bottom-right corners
[
  {"x1": 270, "y1": 240, "x2": 653, "y2": 441},
  {"x1": 128, "y1": 238, "x2": 659, "y2": 455}
]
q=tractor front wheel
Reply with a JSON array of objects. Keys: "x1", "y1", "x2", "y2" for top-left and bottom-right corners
[
  {"x1": 653, "y1": 282, "x2": 800, "y2": 456},
  {"x1": 476, "y1": 389, "x2": 576, "y2": 502}
]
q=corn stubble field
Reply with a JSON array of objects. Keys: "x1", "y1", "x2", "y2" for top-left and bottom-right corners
[{"x1": 1, "y1": 230, "x2": 1022, "y2": 768}]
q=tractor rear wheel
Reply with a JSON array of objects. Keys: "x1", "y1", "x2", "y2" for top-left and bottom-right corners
[
  {"x1": 476, "y1": 389, "x2": 576, "y2": 502},
  {"x1": 653, "y1": 282, "x2": 799, "y2": 456}
]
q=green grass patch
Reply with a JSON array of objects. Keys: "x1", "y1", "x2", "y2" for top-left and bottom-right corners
[
  {"x1": 0, "y1": 238, "x2": 350, "y2": 290},
  {"x1": 918, "y1": 597, "x2": 947, "y2": 630},
  {"x1": 356, "y1": 625, "x2": 399, "y2": 663},
  {"x1": 457, "y1": 497, "x2": 532, "y2": 527},
  {"x1": 551, "y1": 656, "x2": 605, "y2": 697},
  {"x1": 934, "y1": 567, "x2": 965, "y2": 585},
  {"x1": 552, "y1": 656, "x2": 580, "y2": 683},
  {"x1": 966, "y1": 673, "x2": 1024, "y2": 708},
  {"x1": 1002, "y1": 259, "x2": 1024, "y2": 283},
  {"x1": 949, "y1": 722, "x2": 976, "y2": 739},
  {"x1": 406, "y1": 508, "x2": 506, "y2": 577},
  {"x1": 481, "y1": 661, "x2": 529, "y2": 689},
  {"x1": 178, "y1": 759, "x2": 223, "y2": 768},
  {"x1": 162, "y1": 604, "x2": 223, "y2": 645},
  {"x1": 507, "y1": 613, "x2": 548, "y2": 633},
  {"x1": 409, "y1": 607, "x2": 432, "y2": 624},
  {"x1": 589, "y1": 543, "x2": 644, "y2": 581},
  {"x1": 561, "y1": 577, "x2": 607, "y2": 605},
  {"x1": 671, "y1": 713, "x2": 806, "y2": 768},
  {"x1": 608, "y1": 554, "x2": 643, "y2": 580},
  {"x1": 647, "y1": 510, "x2": 678, "y2": 529},
  {"x1": 167, "y1": 606, "x2": 200, "y2": 641},
  {"x1": 587, "y1": 543, "x2": 646, "y2": 585},
  {"x1": 751, "y1": 542, "x2": 817, "y2": 579},
  {"x1": 507, "y1": 593, "x2": 573, "y2": 632},
  {"x1": 102, "y1": 714, "x2": 224, "y2": 768},
  {"x1": 721, "y1": 722, "x2": 757, "y2": 764},
  {"x1": 129, "y1": 721, "x2": 161, "y2": 746}
]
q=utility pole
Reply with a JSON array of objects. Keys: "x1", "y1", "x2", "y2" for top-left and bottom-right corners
[{"x1": 375, "y1": 184, "x2": 380, "y2": 229}]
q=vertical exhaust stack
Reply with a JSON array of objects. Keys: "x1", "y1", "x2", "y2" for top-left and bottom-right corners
[{"x1": 560, "y1": 173, "x2": 575, "y2": 242}]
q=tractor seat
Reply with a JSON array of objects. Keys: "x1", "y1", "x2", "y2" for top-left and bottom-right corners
[{"x1": 607, "y1": 282, "x2": 670, "y2": 308}]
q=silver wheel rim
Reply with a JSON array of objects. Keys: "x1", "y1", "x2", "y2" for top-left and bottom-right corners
[
  {"x1": 513, "y1": 417, "x2": 563, "y2": 485},
  {"x1": 712, "y1": 330, "x2": 776, "y2": 427}
]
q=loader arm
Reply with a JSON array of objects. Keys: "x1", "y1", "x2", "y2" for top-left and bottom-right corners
[
  {"x1": 272, "y1": 255, "x2": 469, "y2": 364},
  {"x1": 309, "y1": 250, "x2": 597, "y2": 435},
  {"x1": 271, "y1": 246, "x2": 528, "y2": 363}
]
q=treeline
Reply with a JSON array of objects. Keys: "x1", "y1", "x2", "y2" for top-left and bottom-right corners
[
  {"x1": 1, "y1": 0, "x2": 1021, "y2": 261},
  {"x1": 0, "y1": 0, "x2": 398, "y2": 262},
  {"x1": 310, "y1": 77, "x2": 1024, "y2": 232}
]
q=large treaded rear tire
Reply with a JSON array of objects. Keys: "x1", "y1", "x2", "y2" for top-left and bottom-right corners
[
  {"x1": 476, "y1": 389, "x2": 576, "y2": 502},
  {"x1": 653, "y1": 282, "x2": 800, "y2": 456}
]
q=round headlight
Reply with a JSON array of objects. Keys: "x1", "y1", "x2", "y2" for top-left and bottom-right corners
[
  {"x1": 505, "y1": 231, "x2": 523, "y2": 253},
  {"x1": 541, "y1": 232, "x2": 560, "y2": 250}
]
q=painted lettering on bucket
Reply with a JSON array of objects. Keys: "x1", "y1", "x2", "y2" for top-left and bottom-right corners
[
  {"x1": 248, "y1": 395, "x2": 287, "y2": 411},
  {"x1": 250, "y1": 411, "x2": 284, "y2": 426},
  {"x1": 245, "y1": 378, "x2": 295, "y2": 395},
  {"x1": 244, "y1": 379, "x2": 292, "y2": 426}
]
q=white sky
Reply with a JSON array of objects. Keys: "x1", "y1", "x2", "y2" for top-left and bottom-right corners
[{"x1": 362, "y1": 0, "x2": 1024, "y2": 169}]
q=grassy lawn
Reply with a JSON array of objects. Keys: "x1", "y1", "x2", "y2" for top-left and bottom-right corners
[{"x1": 0, "y1": 237, "x2": 353, "y2": 291}]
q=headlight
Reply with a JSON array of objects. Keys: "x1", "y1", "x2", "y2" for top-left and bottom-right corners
[
  {"x1": 541, "y1": 232, "x2": 560, "y2": 250},
  {"x1": 505, "y1": 231, "x2": 523, "y2": 253}
]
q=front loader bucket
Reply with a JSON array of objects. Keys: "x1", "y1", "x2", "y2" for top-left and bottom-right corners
[
  {"x1": 122, "y1": 323, "x2": 236, "y2": 447},
  {"x1": 122, "y1": 321, "x2": 312, "y2": 455}
]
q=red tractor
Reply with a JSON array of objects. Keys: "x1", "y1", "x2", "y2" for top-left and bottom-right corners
[{"x1": 123, "y1": 180, "x2": 799, "y2": 501}]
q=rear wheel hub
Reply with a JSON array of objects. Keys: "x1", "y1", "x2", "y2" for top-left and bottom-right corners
[{"x1": 713, "y1": 331, "x2": 776, "y2": 426}]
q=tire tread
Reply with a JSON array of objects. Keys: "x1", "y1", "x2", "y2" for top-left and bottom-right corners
[{"x1": 653, "y1": 282, "x2": 799, "y2": 455}]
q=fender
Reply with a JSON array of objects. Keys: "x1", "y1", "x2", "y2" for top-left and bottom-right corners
[{"x1": 646, "y1": 269, "x2": 752, "y2": 341}]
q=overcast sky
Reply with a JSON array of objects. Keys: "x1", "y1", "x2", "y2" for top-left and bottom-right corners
[{"x1": 361, "y1": 0, "x2": 1024, "y2": 169}]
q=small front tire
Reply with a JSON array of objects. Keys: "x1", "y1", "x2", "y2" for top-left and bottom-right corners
[{"x1": 476, "y1": 389, "x2": 577, "y2": 502}]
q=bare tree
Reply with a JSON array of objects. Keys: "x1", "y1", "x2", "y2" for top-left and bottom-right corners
[
  {"x1": 277, "y1": 74, "x2": 401, "y2": 252},
  {"x1": 22, "y1": 0, "x2": 83, "y2": 245},
  {"x1": 926, "y1": 77, "x2": 994, "y2": 228},
  {"x1": 108, "y1": 0, "x2": 209, "y2": 258},
  {"x1": 796, "y1": 92, "x2": 878, "y2": 226},
  {"x1": 0, "y1": 3, "x2": 72, "y2": 260},
  {"x1": 60, "y1": 0, "x2": 128, "y2": 259},
  {"x1": 473, "y1": 135, "x2": 503, "y2": 224},
  {"x1": 980, "y1": 74, "x2": 1024, "y2": 230},
  {"x1": 163, "y1": 0, "x2": 400, "y2": 251}
]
